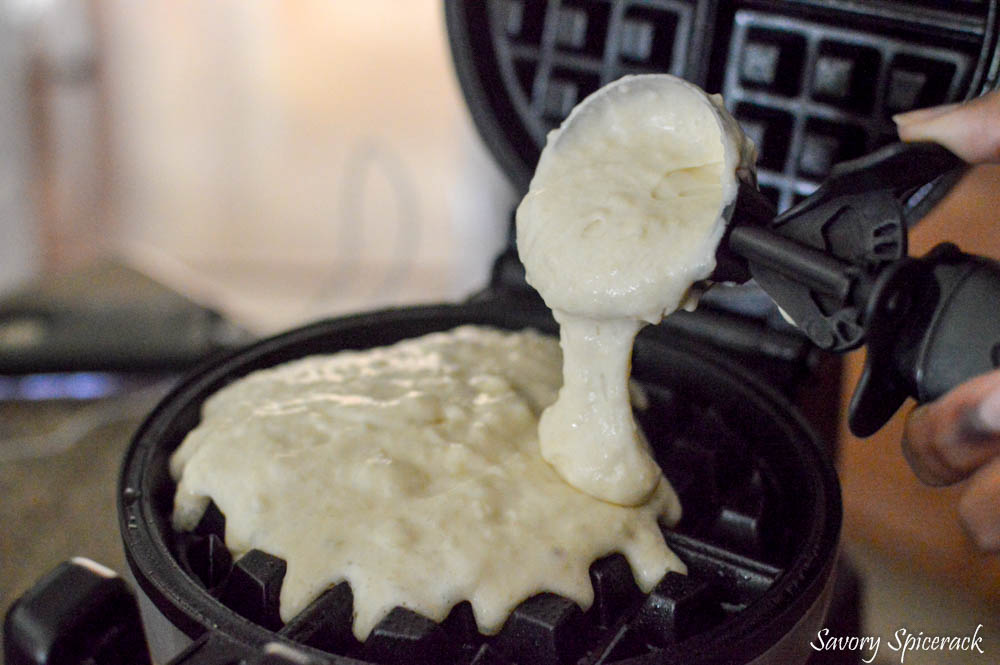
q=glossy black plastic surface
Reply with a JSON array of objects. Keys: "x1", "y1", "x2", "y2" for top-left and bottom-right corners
[
  {"x1": 851, "y1": 244, "x2": 1000, "y2": 436},
  {"x1": 3, "y1": 561, "x2": 151, "y2": 665}
]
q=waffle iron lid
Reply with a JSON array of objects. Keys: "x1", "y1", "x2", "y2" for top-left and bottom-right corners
[{"x1": 445, "y1": 1, "x2": 1000, "y2": 209}]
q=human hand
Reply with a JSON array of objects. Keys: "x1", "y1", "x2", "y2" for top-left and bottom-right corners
[
  {"x1": 894, "y1": 89, "x2": 1000, "y2": 551},
  {"x1": 894, "y1": 88, "x2": 1000, "y2": 163},
  {"x1": 902, "y1": 372, "x2": 1000, "y2": 551}
]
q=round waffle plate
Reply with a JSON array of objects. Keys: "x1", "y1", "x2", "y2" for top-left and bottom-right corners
[{"x1": 120, "y1": 301, "x2": 841, "y2": 665}]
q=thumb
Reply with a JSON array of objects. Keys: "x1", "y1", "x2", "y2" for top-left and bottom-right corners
[{"x1": 894, "y1": 90, "x2": 1000, "y2": 164}]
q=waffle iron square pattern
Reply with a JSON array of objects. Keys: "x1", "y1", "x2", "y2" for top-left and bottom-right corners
[{"x1": 475, "y1": 0, "x2": 994, "y2": 210}]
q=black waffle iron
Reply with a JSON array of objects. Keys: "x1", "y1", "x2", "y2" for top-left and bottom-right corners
[{"x1": 6, "y1": 2, "x2": 1000, "y2": 665}]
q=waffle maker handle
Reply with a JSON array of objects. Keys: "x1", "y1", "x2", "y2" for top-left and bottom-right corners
[
  {"x1": 3, "y1": 559, "x2": 152, "y2": 665},
  {"x1": 720, "y1": 141, "x2": 1000, "y2": 437},
  {"x1": 2, "y1": 559, "x2": 309, "y2": 665}
]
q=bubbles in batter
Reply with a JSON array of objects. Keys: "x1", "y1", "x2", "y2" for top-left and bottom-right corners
[{"x1": 170, "y1": 326, "x2": 684, "y2": 639}]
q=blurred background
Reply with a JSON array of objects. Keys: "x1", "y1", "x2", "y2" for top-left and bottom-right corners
[
  {"x1": 1, "y1": 1, "x2": 998, "y2": 663},
  {"x1": 0, "y1": 0, "x2": 519, "y2": 651},
  {"x1": 0, "y1": 0, "x2": 517, "y2": 332}
]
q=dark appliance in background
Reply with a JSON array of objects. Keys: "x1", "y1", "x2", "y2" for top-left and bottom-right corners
[
  {"x1": 0, "y1": 261, "x2": 248, "y2": 379},
  {"x1": 5, "y1": 2, "x2": 999, "y2": 665}
]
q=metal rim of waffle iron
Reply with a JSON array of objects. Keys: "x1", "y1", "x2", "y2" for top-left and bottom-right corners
[{"x1": 119, "y1": 301, "x2": 842, "y2": 665}]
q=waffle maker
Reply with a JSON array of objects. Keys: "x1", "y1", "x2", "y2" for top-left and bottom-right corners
[{"x1": 6, "y1": 2, "x2": 1000, "y2": 665}]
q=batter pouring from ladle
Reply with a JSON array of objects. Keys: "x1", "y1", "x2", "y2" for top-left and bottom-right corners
[{"x1": 516, "y1": 74, "x2": 755, "y2": 506}]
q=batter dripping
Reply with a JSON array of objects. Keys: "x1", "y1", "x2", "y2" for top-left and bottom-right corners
[
  {"x1": 171, "y1": 73, "x2": 751, "y2": 640},
  {"x1": 516, "y1": 74, "x2": 751, "y2": 505}
]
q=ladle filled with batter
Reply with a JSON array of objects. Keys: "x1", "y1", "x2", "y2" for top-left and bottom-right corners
[{"x1": 516, "y1": 73, "x2": 755, "y2": 506}]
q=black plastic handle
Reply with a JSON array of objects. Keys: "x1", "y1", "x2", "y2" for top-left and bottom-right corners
[
  {"x1": 3, "y1": 560, "x2": 329, "y2": 665},
  {"x1": 774, "y1": 142, "x2": 967, "y2": 226},
  {"x1": 3, "y1": 559, "x2": 150, "y2": 665},
  {"x1": 721, "y1": 142, "x2": 968, "y2": 354},
  {"x1": 849, "y1": 244, "x2": 1000, "y2": 436}
]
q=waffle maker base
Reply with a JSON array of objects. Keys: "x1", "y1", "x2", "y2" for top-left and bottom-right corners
[{"x1": 119, "y1": 298, "x2": 842, "y2": 665}]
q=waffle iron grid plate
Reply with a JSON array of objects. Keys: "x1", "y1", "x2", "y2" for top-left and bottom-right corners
[{"x1": 122, "y1": 304, "x2": 841, "y2": 665}]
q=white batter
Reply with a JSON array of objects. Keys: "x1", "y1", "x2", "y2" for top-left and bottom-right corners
[
  {"x1": 171, "y1": 326, "x2": 684, "y2": 640},
  {"x1": 516, "y1": 74, "x2": 752, "y2": 505},
  {"x1": 171, "y1": 73, "x2": 752, "y2": 641}
]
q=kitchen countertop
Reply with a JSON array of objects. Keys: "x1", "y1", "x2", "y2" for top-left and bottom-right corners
[{"x1": 1, "y1": 390, "x2": 159, "y2": 626}]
